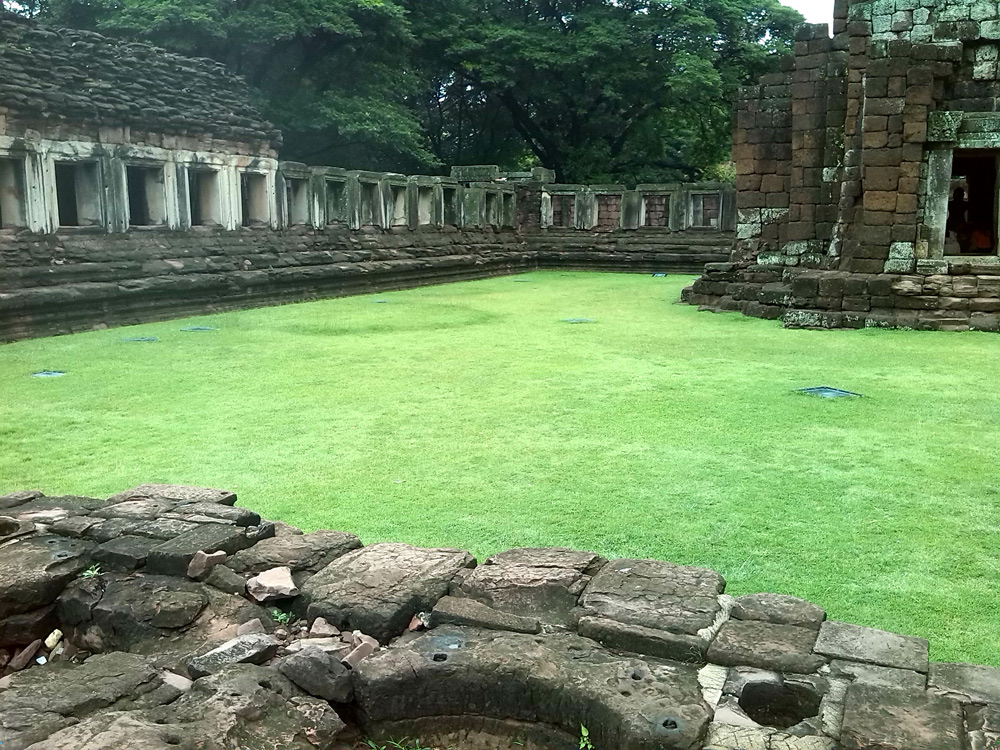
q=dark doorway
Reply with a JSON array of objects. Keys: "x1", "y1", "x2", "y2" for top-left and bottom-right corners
[
  {"x1": 55, "y1": 162, "x2": 79, "y2": 226},
  {"x1": 948, "y1": 151, "x2": 997, "y2": 255}
]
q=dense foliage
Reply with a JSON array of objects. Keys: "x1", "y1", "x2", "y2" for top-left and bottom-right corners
[{"x1": 7, "y1": 0, "x2": 802, "y2": 182}]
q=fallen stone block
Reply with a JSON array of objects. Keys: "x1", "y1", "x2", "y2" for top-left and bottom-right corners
[
  {"x1": 107, "y1": 484, "x2": 237, "y2": 506},
  {"x1": 839, "y1": 682, "x2": 965, "y2": 749},
  {"x1": 187, "y1": 634, "x2": 279, "y2": 679},
  {"x1": 227, "y1": 529, "x2": 362, "y2": 575},
  {"x1": 929, "y1": 661, "x2": 1000, "y2": 705},
  {"x1": 301, "y1": 542, "x2": 475, "y2": 643},
  {"x1": 187, "y1": 549, "x2": 226, "y2": 579},
  {"x1": 278, "y1": 645, "x2": 354, "y2": 702},
  {"x1": 430, "y1": 595, "x2": 542, "y2": 634},
  {"x1": 247, "y1": 565, "x2": 299, "y2": 602},
  {"x1": 93, "y1": 534, "x2": 157, "y2": 571},
  {"x1": 0, "y1": 535, "x2": 95, "y2": 619}
]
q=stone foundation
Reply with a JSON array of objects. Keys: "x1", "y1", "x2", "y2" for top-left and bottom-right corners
[{"x1": 1, "y1": 484, "x2": 997, "y2": 750}]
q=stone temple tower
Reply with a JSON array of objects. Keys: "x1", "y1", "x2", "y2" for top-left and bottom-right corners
[{"x1": 686, "y1": 0, "x2": 1000, "y2": 331}]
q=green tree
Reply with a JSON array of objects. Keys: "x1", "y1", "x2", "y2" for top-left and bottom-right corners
[
  {"x1": 22, "y1": 0, "x2": 438, "y2": 171},
  {"x1": 406, "y1": 0, "x2": 802, "y2": 183}
]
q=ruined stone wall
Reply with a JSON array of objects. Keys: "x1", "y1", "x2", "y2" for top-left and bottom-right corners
[
  {"x1": 1, "y1": 484, "x2": 998, "y2": 750},
  {"x1": 687, "y1": 3, "x2": 1000, "y2": 332}
]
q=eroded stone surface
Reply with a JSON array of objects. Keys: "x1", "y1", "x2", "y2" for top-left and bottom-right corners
[
  {"x1": 187, "y1": 633, "x2": 279, "y2": 678},
  {"x1": 227, "y1": 529, "x2": 362, "y2": 575},
  {"x1": 814, "y1": 621, "x2": 929, "y2": 673},
  {"x1": 929, "y1": 662, "x2": 1000, "y2": 705},
  {"x1": 0, "y1": 535, "x2": 95, "y2": 619},
  {"x1": 579, "y1": 558, "x2": 725, "y2": 635},
  {"x1": 839, "y1": 683, "x2": 965, "y2": 750},
  {"x1": 355, "y1": 626, "x2": 713, "y2": 750},
  {"x1": 579, "y1": 615, "x2": 708, "y2": 664},
  {"x1": 302, "y1": 542, "x2": 475, "y2": 643},
  {"x1": 146, "y1": 522, "x2": 267, "y2": 576},
  {"x1": 430, "y1": 595, "x2": 542, "y2": 634},
  {"x1": 457, "y1": 547, "x2": 606, "y2": 624},
  {"x1": 707, "y1": 620, "x2": 825, "y2": 674},
  {"x1": 731, "y1": 593, "x2": 825, "y2": 629},
  {"x1": 108, "y1": 484, "x2": 237, "y2": 506},
  {"x1": 278, "y1": 645, "x2": 354, "y2": 702}
]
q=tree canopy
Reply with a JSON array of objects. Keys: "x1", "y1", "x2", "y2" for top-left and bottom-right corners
[{"x1": 8, "y1": 0, "x2": 802, "y2": 183}]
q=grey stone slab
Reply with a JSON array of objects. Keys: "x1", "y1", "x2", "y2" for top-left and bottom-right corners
[
  {"x1": 429, "y1": 595, "x2": 542, "y2": 634},
  {"x1": 90, "y1": 499, "x2": 175, "y2": 520},
  {"x1": 0, "y1": 490, "x2": 44, "y2": 510},
  {"x1": 302, "y1": 542, "x2": 475, "y2": 643},
  {"x1": 731, "y1": 593, "x2": 825, "y2": 629},
  {"x1": 85, "y1": 517, "x2": 200, "y2": 543},
  {"x1": 0, "y1": 604, "x2": 59, "y2": 648},
  {"x1": 0, "y1": 535, "x2": 95, "y2": 619},
  {"x1": 107, "y1": 484, "x2": 237, "y2": 506},
  {"x1": 8, "y1": 496, "x2": 107, "y2": 524},
  {"x1": 578, "y1": 558, "x2": 725, "y2": 635},
  {"x1": 187, "y1": 634, "x2": 279, "y2": 679},
  {"x1": 227, "y1": 530, "x2": 362, "y2": 575},
  {"x1": 354, "y1": 626, "x2": 713, "y2": 750},
  {"x1": 458, "y1": 547, "x2": 605, "y2": 624},
  {"x1": 49, "y1": 515, "x2": 100, "y2": 538},
  {"x1": 839, "y1": 683, "x2": 965, "y2": 750},
  {"x1": 827, "y1": 659, "x2": 927, "y2": 690},
  {"x1": 814, "y1": 621, "x2": 929, "y2": 673},
  {"x1": 929, "y1": 662, "x2": 1000, "y2": 704},
  {"x1": 277, "y1": 646, "x2": 354, "y2": 702},
  {"x1": 163, "y1": 502, "x2": 260, "y2": 527},
  {"x1": 93, "y1": 535, "x2": 156, "y2": 571},
  {"x1": 707, "y1": 620, "x2": 826, "y2": 674},
  {"x1": 146, "y1": 523, "x2": 262, "y2": 576},
  {"x1": 578, "y1": 615, "x2": 708, "y2": 664}
]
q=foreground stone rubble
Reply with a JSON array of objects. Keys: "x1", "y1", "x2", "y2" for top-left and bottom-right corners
[{"x1": 0, "y1": 485, "x2": 997, "y2": 750}]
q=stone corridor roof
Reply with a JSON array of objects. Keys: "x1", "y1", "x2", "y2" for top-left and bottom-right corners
[{"x1": 0, "y1": 13, "x2": 280, "y2": 146}]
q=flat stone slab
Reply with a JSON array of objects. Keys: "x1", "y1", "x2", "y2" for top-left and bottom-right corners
[
  {"x1": 827, "y1": 659, "x2": 927, "y2": 690},
  {"x1": 187, "y1": 633, "x2": 279, "y2": 678},
  {"x1": 7, "y1": 496, "x2": 106, "y2": 524},
  {"x1": 457, "y1": 546, "x2": 606, "y2": 624},
  {"x1": 429, "y1": 595, "x2": 542, "y2": 634},
  {"x1": 227, "y1": 530, "x2": 362, "y2": 575},
  {"x1": 0, "y1": 534, "x2": 95, "y2": 619},
  {"x1": 84, "y1": 517, "x2": 199, "y2": 543},
  {"x1": 354, "y1": 625, "x2": 713, "y2": 750},
  {"x1": 146, "y1": 523, "x2": 266, "y2": 576},
  {"x1": 578, "y1": 558, "x2": 725, "y2": 635},
  {"x1": 0, "y1": 489, "x2": 43, "y2": 510},
  {"x1": 579, "y1": 615, "x2": 708, "y2": 664},
  {"x1": 277, "y1": 646, "x2": 354, "y2": 702},
  {"x1": 839, "y1": 683, "x2": 965, "y2": 750},
  {"x1": 107, "y1": 484, "x2": 237, "y2": 506},
  {"x1": 93, "y1": 535, "x2": 157, "y2": 571},
  {"x1": 302, "y1": 543, "x2": 475, "y2": 643},
  {"x1": 707, "y1": 620, "x2": 825, "y2": 674},
  {"x1": 929, "y1": 662, "x2": 1000, "y2": 704},
  {"x1": 814, "y1": 620, "x2": 929, "y2": 673},
  {"x1": 90, "y1": 499, "x2": 175, "y2": 520},
  {"x1": 162, "y1": 502, "x2": 260, "y2": 527},
  {"x1": 730, "y1": 593, "x2": 825, "y2": 629}
]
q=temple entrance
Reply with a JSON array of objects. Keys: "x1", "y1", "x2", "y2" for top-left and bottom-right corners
[{"x1": 947, "y1": 150, "x2": 998, "y2": 255}]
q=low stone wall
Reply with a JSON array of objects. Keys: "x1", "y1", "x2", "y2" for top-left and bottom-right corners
[
  {"x1": 0, "y1": 226, "x2": 533, "y2": 340},
  {"x1": 1, "y1": 484, "x2": 996, "y2": 750},
  {"x1": 530, "y1": 228, "x2": 730, "y2": 274}
]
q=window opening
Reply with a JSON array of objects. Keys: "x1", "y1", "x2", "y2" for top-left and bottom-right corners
[
  {"x1": 502, "y1": 193, "x2": 515, "y2": 227},
  {"x1": 947, "y1": 150, "x2": 998, "y2": 255},
  {"x1": 485, "y1": 193, "x2": 500, "y2": 226},
  {"x1": 240, "y1": 172, "x2": 268, "y2": 227},
  {"x1": 55, "y1": 161, "x2": 102, "y2": 227},
  {"x1": 126, "y1": 165, "x2": 166, "y2": 227},
  {"x1": 189, "y1": 169, "x2": 222, "y2": 226},
  {"x1": 360, "y1": 182, "x2": 378, "y2": 226},
  {"x1": 417, "y1": 187, "x2": 433, "y2": 226},
  {"x1": 390, "y1": 185, "x2": 407, "y2": 226},
  {"x1": 551, "y1": 194, "x2": 574, "y2": 228},
  {"x1": 285, "y1": 178, "x2": 309, "y2": 226},
  {"x1": 642, "y1": 195, "x2": 669, "y2": 227},
  {"x1": 443, "y1": 188, "x2": 459, "y2": 226},
  {"x1": 0, "y1": 157, "x2": 27, "y2": 228},
  {"x1": 326, "y1": 180, "x2": 346, "y2": 224},
  {"x1": 692, "y1": 193, "x2": 720, "y2": 228}
]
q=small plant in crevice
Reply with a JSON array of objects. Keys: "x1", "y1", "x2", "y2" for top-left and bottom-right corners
[
  {"x1": 80, "y1": 564, "x2": 102, "y2": 579},
  {"x1": 269, "y1": 608, "x2": 292, "y2": 625},
  {"x1": 579, "y1": 723, "x2": 594, "y2": 750},
  {"x1": 363, "y1": 738, "x2": 438, "y2": 750}
]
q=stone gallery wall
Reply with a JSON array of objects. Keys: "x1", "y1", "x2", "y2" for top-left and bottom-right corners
[
  {"x1": 0, "y1": 14, "x2": 735, "y2": 342},
  {"x1": 686, "y1": 2, "x2": 1000, "y2": 332},
  {"x1": 1, "y1": 484, "x2": 997, "y2": 750}
]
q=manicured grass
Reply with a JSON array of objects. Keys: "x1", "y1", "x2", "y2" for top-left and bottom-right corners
[{"x1": 2, "y1": 272, "x2": 998, "y2": 665}]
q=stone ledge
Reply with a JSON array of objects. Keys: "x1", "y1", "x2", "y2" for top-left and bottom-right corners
[{"x1": 0, "y1": 484, "x2": 995, "y2": 750}]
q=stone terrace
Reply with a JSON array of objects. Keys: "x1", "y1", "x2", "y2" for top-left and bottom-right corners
[{"x1": 1, "y1": 485, "x2": 997, "y2": 749}]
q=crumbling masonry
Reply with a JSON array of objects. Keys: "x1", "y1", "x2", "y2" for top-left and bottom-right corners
[{"x1": 686, "y1": 0, "x2": 1000, "y2": 331}]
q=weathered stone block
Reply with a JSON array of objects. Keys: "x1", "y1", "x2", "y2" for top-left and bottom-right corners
[{"x1": 814, "y1": 620, "x2": 928, "y2": 673}]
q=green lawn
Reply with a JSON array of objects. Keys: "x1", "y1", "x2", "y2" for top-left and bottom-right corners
[{"x1": 2, "y1": 272, "x2": 998, "y2": 666}]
